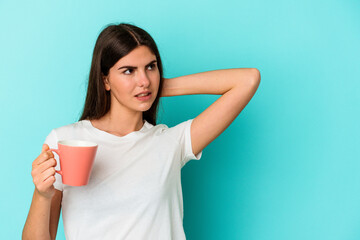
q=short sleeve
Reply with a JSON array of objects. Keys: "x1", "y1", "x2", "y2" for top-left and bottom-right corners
[
  {"x1": 44, "y1": 129, "x2": 63, "y2": 191},
  {"x1": 169, "y1": 119, "x2": 203, "y2": 168}
]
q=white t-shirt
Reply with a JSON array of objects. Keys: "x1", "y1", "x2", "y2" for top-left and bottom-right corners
[{"x1": 44, "y1": 118, "x2": 202, "y2": 240}]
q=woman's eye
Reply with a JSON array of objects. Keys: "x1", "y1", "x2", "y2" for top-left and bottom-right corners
[
  {"x1": 123, "y1": 69, "x2": 133, "y2": 75},
  {"x1": 123, "y1": 64, "x2": 156, "y2": 75},
  {"x1": 148, "y1": 63, "x2": 156, "y2": 70}
]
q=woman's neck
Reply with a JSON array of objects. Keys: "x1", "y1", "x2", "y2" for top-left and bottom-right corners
[{"x1": 90, "y1": 112, "x2": 144, "y2": 137}]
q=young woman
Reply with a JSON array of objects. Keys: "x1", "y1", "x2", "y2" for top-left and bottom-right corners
[{"x1": 22, "y1": 23, "x2": 260, "y2": 239}]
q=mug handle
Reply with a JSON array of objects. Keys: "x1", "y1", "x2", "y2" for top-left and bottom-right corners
[{"x1": 49, "y1": 148, "x2": 63, "y2": 176}]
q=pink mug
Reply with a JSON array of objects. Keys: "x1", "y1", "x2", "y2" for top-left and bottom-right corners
[{"x1": 49, "y1": 140, "x2": 98, "y2": 186}]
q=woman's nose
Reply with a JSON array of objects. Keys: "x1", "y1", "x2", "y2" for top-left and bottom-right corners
[{"x1": 137, "y1": 71, "x2": 150, "y2": 87}]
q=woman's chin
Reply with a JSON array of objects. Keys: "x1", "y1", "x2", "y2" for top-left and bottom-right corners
[{"x1": 137, "y1": 103, "x2": 153, "y2": 112}]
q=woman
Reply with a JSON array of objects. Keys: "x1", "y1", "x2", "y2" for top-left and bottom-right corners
[{"x1": 22, "y1": 23, "x2": 260, "y2": 239}]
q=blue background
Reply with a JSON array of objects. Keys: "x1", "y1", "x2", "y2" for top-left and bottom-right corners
[{"x1": 1, "y1": 0, "x2": 359, "y2": 239}]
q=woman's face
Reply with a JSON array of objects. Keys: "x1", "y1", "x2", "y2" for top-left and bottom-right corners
[{"x1": 104, "y1": 45, "x2": 160, "y2": 114}]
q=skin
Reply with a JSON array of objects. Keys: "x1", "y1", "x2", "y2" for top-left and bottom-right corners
[
  {"x1": 160, "y1": 67, "x2": 261, "y2": 156},
  {"x1": 23, "y1": 144, "x2": 61, "y2": 240},
  {"x1": 91, "y1": 45, "x2": 160, "y2": 137},
  {"x1": 23, "y1": 45, "x2": 161, "y2": 240},
  {"x1": 23, "y1": 43, "x2": 261, "y2": 239}
]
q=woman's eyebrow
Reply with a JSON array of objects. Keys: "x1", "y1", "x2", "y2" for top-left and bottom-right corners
[{"x1": 118, "y1": 60, "x2": 157, "y2": 70}]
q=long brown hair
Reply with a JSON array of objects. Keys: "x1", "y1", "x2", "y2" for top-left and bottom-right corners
[{"x1": 78, "y1": 23, "x2": 164, "y2": 125}]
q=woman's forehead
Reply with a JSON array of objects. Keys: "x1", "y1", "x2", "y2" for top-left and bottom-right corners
[{"x1": 116, "y1": 46, "x2": 156, "y2": 66}]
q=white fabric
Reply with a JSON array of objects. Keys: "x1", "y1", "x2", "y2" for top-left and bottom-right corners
[{"x1": 44, "y1": 119, "x2": 202, "y2": 240}]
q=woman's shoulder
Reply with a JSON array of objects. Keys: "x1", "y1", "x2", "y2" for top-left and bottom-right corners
[
  {"x1": 151, "y1": 119, "x2": 193, "y2": 137},
  {"x1": 49, "y1": 120, "x2": 88, "y2": 134},
  {"x1": 149, "y1": 122, "x2": 168, "y2": 134},
  {"x1": 44, "y1": 120, "x2": 88, "y2": 149}
]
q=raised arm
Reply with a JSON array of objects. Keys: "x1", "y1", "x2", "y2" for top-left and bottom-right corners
[{"x1": 161, "y1": 68, "x2": 261, "y2": 155}]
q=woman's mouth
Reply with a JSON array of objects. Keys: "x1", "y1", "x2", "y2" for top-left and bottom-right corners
[{"x1": 135, "y1": 92, "x2": 152, "y2": 101}]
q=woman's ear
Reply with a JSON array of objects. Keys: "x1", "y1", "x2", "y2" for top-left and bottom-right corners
[{"x1": 103, "y1": 76, "x2": 110, "y2": 91}]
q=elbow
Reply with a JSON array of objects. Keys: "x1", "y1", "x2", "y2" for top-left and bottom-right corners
[
  {"x1": 248, "y1": 68, "x2": 261, "y2": 91},
  {"x1": 234, "y1": 68, "x2": 261, "y2": 90},
  {"x1": 251, "y1": 68, "x2": 261, "y2": 84},
  {"x1": 245, "y1": 68, "x2": 260, "y2": 93},
  {"x1": 238, "y1": 68, "x2": 260, "y2": 89}
]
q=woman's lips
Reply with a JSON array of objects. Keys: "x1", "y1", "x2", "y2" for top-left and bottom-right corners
[{"x1": 135, "y1": 93, "x2": 152, "y2": 101}]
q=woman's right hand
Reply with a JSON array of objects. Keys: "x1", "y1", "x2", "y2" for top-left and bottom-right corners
[{"x1": 31, "y1": 144, "x2": 57, "y2": 199}]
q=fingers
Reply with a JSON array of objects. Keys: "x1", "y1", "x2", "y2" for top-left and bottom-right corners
[
  {"x1": 36, "y1": 175, "x2": 56, "y2": 194},
  {"x1": 43, "y1": 175, "x2": 56, "y2": 188},
  {"x1": 33, "y1": 150, "x2": 54, "y2": 166},
  {"x1": 32, "y1": 165, "x2": 56, "y2": 186},
  {"x1": 37, "y1": 157, "x2": 57, "y2": 174},
  {"x1": 40, "y1": 167, "x2": 56, "y2": 181},
  {"x1": 31, "y1": 144, "x2": 57, "y2": 182},
  {"x1": 30, "y1": 144, "x2": 57, "y2": 199},
  {"x1": 32, "y1": 165, "x2": 56, "y2": 187},
  {"x1": 31, "y1": 157, "x2": 56, "y2": 179},
  {"x1": 42, "y1": 144, "x2": 49, "y2": 153}
]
